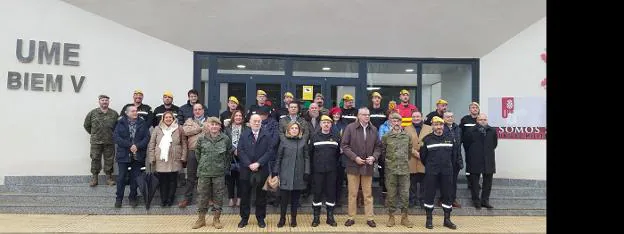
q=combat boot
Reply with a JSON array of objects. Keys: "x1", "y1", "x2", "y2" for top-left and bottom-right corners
[
  {"x1": 400, "y1": 208, "x2": 413, "y2": 228},
  {"x1": 311, "y1": 206, "x2": 321, "y2": 227},
  {"x1": 425, "y1": 207, "x2": 433, "y2": 229},
  {"x1": 89, "y1": 174, "x2": 98, "y2": 187},
  {"x1": 106, "y1": 174, "x2": 116, "y2": 186},
  {"x1": 326, "y1": 205, "x2": 337, "y2": 226},
  {"x1": 213, "y1": 210, "x2": 223, "y2": 229},
  {"x1": 443, "y1": 208, "x2": 457, "y2": 229},
  {"x1": 192, "y1": 211, "x2": 206, "y2": 229},
  {"x1": 386, "y1": 210, "x2": 395, "y2": 227}
]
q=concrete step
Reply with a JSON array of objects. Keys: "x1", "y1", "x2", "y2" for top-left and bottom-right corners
[
  {"x1": 3, "y1": 183, "x2": 546, "y2": 198},
  {"x1": 0, "y1": 192, "x2": 545, "y2": 209},
  {"x1": 4, "y1": 175, "x2": 547, "y2": 188},
  {"x1": 0, "y1": 202, "x2": 545, "y2": 216}
]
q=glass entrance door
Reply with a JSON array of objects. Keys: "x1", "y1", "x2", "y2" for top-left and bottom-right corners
[{"x1": 217, "y1": 82, "x2": 246, "y2": 114}]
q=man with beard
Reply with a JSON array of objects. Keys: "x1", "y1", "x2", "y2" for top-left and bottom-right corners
[
  {"x1": 396, "y1": 90, "x2": 418, "y2": 127},
  {"x1": 178, "y1": 89, "x2": 208, "y2": 125},
  {"x1": 120, "y1": 90, "x2": 153, "y2": 124},
  {"x1": 314, "y1": 93, "x2": 329, "y2": 116},
  {"x1": 84, "y1": 95, "x2": 119, "y2": 187},
  {"x1": 246, "y1": 90, "x2": 276, "y2": 121},
  {"x1": 275, "y1": 92, "x2": 295, "y2": 121},
  {"x1": 152, "y1": 91, "x2": 179, "y2": 127},
  {"x1": 424, "y1": 99, "x2": 448, "y2": 125},
  {"x1": 340, "y1": 94, "x2": 358, "y2": 124}
]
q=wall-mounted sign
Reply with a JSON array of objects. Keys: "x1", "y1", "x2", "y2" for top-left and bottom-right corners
[
  {"x1": 302, "y1": 85, "x2": 313, "y2": 100},
  {"x1": 488, "y1": 96, "x2": 546, "y2": 140},
  {"x1": 6, "y1": 39, "x2": 86, "y2": 93}
]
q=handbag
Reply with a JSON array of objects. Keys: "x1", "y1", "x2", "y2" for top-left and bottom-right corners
[
  {"x1": 262, "y1": 175, "x2": 279, "y2": 192},
  {"x1": 230, "y1": 157, "x2": 240, "y2": 172}
]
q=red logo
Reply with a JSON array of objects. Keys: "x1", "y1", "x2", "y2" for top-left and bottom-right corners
[{"x1": 501, "y1": 97, "x2": 514, "y2": 119}]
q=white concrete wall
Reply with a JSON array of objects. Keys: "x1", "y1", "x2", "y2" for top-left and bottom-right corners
[
  {"x1": 479, "y1": 17, "x2": 546, "y2": 180},
  {"x1": 441, "y1": 68, "x2": 472, "y2": 118},
  {"x1": 0, "y1": 0, "x2": 192, "y2": 184}
]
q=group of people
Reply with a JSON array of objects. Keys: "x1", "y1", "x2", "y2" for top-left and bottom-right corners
[{"x1": 83, "y1": 87, "x2": 498, "y2": 230}]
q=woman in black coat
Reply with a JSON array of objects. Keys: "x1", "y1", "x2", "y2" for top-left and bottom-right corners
[{"x1": 463, "y1": 113, "x2": 498, "y2": 209}]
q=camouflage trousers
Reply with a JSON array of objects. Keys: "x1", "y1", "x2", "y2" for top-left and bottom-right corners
[
  {"x1": 90, "y1": 144, "x2": 115, "y2": 175},
  {"x1": 385, "y1": 174, "x2": 410, "y2": 213},
  {"x1": 197, "y1": 176, "x2": 225, "y2": 213}
]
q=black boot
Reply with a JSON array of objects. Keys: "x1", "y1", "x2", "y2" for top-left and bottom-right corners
[
  {"x1": 443, "y1": 208, "x2": 457, "y2": 229},
  {"x1": 311, "y1": 206, "x2": 321, "y2": 227},
  {"x1": 326, "y1": 205, "x2": 337, "y2": 226},
  {"x1": 425, "y1": 207, "x2": 433, "y2": 229},
  {"x1": 290, "y1": 209, "x2": 298, "y2": 227},
  {"x1": 277, "y1": 216, "x2": 286, "y2": 228},
  {"x1": 277, "y1": 204, "x2": 287, "y2": 228}
]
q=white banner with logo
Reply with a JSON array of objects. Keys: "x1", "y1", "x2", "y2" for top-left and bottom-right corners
[{"x1": 488, "y1": 97, "x2": 546, "y2": 140}]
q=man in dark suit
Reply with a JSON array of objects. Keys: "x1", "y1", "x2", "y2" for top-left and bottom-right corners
[{"x1": 236, "y1": 114, "x2": 278, "y2": 228}]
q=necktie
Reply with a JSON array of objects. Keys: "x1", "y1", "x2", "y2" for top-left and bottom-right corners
[
  {"x1": 253, "y1": 132, "x2": 258, "y2": 143},
  {"x1": 363, "y1": 126, "x2": 367, "y2": 141}
]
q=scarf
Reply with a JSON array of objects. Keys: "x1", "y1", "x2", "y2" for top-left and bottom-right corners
[
  {"x1": 158, "y1": 122, "x2": 179, "y2": 162},
  {"x1": 231, "y1": 124, "x2": 242, "y2": 148},
  {"x1": 128, "y1": 119, "x2": 137, "y2": 140}
]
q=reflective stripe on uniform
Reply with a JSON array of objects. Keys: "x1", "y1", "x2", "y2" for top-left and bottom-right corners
[
  {"x1": 464, "y1": 123, "x2": 476, "y2": 127},
  {"x1": 441, "y1": 203, "x2": 453, "y2": 209},
  {"x1": 424, "y1": 204, "x2": 434, "y2": 208},
  {"x1": 370, "y1": 114, "x2": 386, "y2": 118},
  {"x1": 427, "y1": 143, "x2": 453, "y2": 149},
  {"x1": 313, "y1": 141, "x2": 339, "y2": 146},
  {"x1": 155, "y1": 113, "x2": 178, "y2": 117},
  {"x1": 342, "y1": 116, "x2": 357, "y2": 119},
  {"x1": 280, "y1": 115, "x2": 287, "y2": 119},
  {"x1": 312, "y1": 202, "x2": 323, "y2": 206},
  {"x1": 137, "y1": 111, "x2": 148, "y2": 115},
  {"x1": 325, "y1": 202, "x2": 335, "y2": 207}
]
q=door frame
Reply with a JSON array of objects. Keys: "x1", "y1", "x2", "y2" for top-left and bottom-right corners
[{"x1": 198, "y1": 52, "x2": 480, "y2": 117}]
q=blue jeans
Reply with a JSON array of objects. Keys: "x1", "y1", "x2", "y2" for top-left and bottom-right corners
[{"x1": 116, "y1": 160, "x2": 143, "y2": 202}]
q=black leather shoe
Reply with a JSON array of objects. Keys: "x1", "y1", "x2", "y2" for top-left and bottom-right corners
[
  {"x1": 258, "y1": 219, "x2": 266, "y2": 228},
  {"x1": 237, "y1": 219, "x2": 248, "y2": 228},
  {"x1": 129, "y1": 199, "x2": 138, "y2": 208},
  {"x1": 473, "y1": 201, "x2": 482, "y2": 209},
  {"x1": 481, "y1": 201, "x2": 494, "y2": 209},
  {"x1": 344, "y1": 219, "x2": 355, "y2": 226},
  {"x1": 114, "y1": 200, "x2": 122, "y2": 208},
  {"x1": 367, "y1": 220, "x2": 377, "y2": 228}
]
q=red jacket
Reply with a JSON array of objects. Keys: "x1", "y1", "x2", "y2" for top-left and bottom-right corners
[{"x1": 397, "y1": 103, "x2": 419, "y2": 126}]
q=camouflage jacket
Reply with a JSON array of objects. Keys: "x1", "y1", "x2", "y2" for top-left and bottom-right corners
[
  {"x1": 84, "y1": 108, "x2": 119, "y2": 144},
  {"x1": 196, "y1": 133, "x2": 233, "y2": 178},
  {"x1": 381, "y1": 129, "x2": 413, "y2": 175}
]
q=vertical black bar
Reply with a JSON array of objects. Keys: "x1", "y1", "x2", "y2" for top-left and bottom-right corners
[
  {"x1": 285, "y1": 58, "x2": 294, "y2": 93},
  {"x1": 207, "y1": 55, "x2": 219, "y2": 116},
  {"x1": 358, "y1": 60, "x2": 367, "y2": 107},
  {"x1": 193, "y1": 52, "x2": 201, "y2": 96},
  {"x1": 416, "y1": 63, "x2": 423, "y2": 110},
  {"x1": 472, "y1": 59, "x2": 480, "y2": 102}
]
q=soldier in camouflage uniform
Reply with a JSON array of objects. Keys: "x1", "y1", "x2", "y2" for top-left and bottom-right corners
[
  {"x1": 83, "y1": 95, "x2": 119, "y2": 187},
  {"x1": 380, "y1": 112, "x2": 414, "y2": 228},
  {"x1": 192, "y1": 117, "x2": 232, "y2": 230}
]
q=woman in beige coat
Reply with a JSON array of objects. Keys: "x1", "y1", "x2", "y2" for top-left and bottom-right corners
[
  {"x1": 403, "y1": 111, "x2": 433, "y2": 208},
  {"x1": 148, "y1": 111, "x2": 188, "y2": 207}
]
